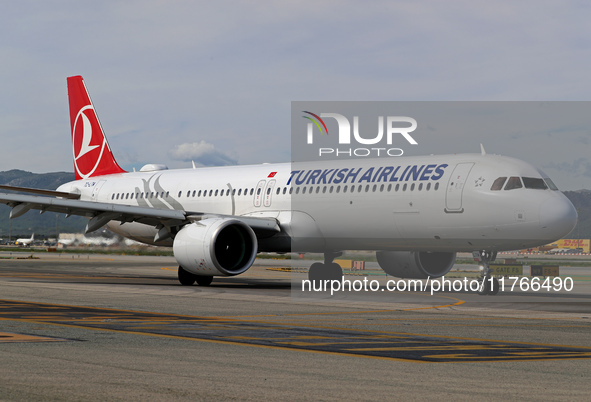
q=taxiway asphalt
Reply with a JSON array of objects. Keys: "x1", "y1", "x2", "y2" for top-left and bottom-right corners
[{"x1": 0, "y1": 252, "x2": 590, "y2": 400}]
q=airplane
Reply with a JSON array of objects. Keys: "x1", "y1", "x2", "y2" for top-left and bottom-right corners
[
  {"x1": 15, "y1": 233, "x2": 34, "y2": 246},
  {"x1": 0, "y1": 76, "x2": 578, "y2": 295}
]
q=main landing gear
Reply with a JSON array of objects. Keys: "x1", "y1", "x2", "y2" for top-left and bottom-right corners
[
  {"x1": 473, "y1": 251, "x2": 500, "y2": 296},
  {"x1": 178, "y1": 266, "x2": 213, "y2": 286},
  {"x1": 307, "y1": 252, "x2": 344, "y2": 282}
]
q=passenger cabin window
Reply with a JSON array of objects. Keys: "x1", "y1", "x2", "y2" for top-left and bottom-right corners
[
  {"x1": 491, "y1": 177, "x2": 507, "y2": 191},
  {"x1": 504, "y1": 176, "x2": 522, "y2": 190},
  {"x1": 522, "y1": 177, "x2": 548, "y2": 190}
]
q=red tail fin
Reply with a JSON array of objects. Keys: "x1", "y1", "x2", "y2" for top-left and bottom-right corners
[{"x1": 67, "y1": 76, "x2": 126, "y2": 180}]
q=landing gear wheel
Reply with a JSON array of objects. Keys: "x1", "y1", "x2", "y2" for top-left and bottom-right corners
[
  {"x1": 178, "y1": 266, "x2": 196, "y2": 286},
  {"x1": 488, "y1": 277, "x2": 500, "y2": 295},
  {"x1": 195, "y1": 276, "x2": 213, "y2": 286},
  {"x1": 307, "y1": 252, "x2": 345, "y2": 285},
  {"x1": 308, "y1": 262, "x2": 325, "y2": 282},
  {"x1": 328, "y1": 262, "x2": 343, "y2": 280},
  {"x1": 308, "y1": 262, "x2": 343, "y2": 282},
  {"x1": 478, "y1": 277, "x2": 490, "y2": 295}
]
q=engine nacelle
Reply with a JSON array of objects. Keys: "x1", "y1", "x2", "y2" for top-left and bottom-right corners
[
  {"x1": 173, "y1": 218, "x2": 257, "y2": 276},
  {"x1": 376, "y1": 251, "x2": 456, "y2": 279}
]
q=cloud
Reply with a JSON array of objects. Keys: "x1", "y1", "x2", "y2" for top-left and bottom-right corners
[
  {"x1": 544, "y1": 158, "x2": 591, "y2": 178},
  {"x1": 168, "y1": 141, "x2": 237, "y2": 166}
]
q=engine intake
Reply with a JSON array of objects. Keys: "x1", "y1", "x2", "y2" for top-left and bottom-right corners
[
  {"x1": 173, "y1": 218, "x2": 257, "y2": 276},
  {"x1": 376, "y1": 251, "x2": 456, "y2": 279}
]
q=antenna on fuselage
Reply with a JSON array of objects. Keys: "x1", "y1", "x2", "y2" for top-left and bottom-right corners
[{"x1": 480, "y1": 144, "x2": 486, "y2": 155}]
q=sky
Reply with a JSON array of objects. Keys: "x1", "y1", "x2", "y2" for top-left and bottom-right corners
[{"x1": 1, "y1": 1, "x2": 591, "y2": 190}]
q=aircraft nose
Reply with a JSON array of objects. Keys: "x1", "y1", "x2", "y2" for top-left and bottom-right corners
[{"x1": 539, "y1": 195, "x2": 578, "y2": 239}]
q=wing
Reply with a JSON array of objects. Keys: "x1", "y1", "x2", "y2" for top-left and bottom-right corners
[
  {"x1": 0, "y1": 192, "x2": 280, "y2": 239},
  {"x1": 0, "y1": 184, "x2": 81, "y2": 199}
]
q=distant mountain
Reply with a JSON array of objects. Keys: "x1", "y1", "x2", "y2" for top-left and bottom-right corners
[
  {"x1": 0, "y1": 170, "x2": 76, "y2": 189},
  {"x1": 0, "y1": 170, "x2": 589, "y2": 240},
  {"x1": 562, "y1": 190, "x2": 591, "y2": 239},
  {"x1": 0, "y1": 170, "x2": 86, "y2": 238}
]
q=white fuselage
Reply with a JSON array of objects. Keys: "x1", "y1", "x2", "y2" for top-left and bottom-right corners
[{"x1": 57, "y1": 153, "x2": 577, "y2": 253}]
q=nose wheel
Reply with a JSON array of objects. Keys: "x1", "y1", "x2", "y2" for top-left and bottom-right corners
[
  {"x1": 473, "y1": 251, "x2": 499, "y2": 295},
  {"x1": 477, "y1": 276, "x2": 500, "y2": 295}
]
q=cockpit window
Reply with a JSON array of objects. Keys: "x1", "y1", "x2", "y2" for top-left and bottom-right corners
[
  {"x1": 504, "y1": 176, "x2": 522, "y2": 190},
  {"x1": 522, "y1": 177, "x2": 548, "y2": 190},
  {"x1": 491, "y1": 177, "x2": 507, "y2": 191},
  {"x1": 544, "y1": 178, "x2": 559, "y2": 191}
]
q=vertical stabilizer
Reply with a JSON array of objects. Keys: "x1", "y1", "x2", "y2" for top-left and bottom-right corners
[{"x1": 67, "y1": 76, "x2": 126, "y2": 180}]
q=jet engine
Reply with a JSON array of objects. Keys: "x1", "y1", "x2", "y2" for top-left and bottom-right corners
[
  {"x1": 173, "y1": 218, "x2": 257, "y2": 276},
  {"x1": 376, "y1": 251, "x2": 456, "y2": 279}
]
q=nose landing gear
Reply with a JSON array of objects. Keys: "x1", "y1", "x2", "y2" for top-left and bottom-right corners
[{"x1": 473, "y1": 251, "x2": 500, "y2": 295}]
